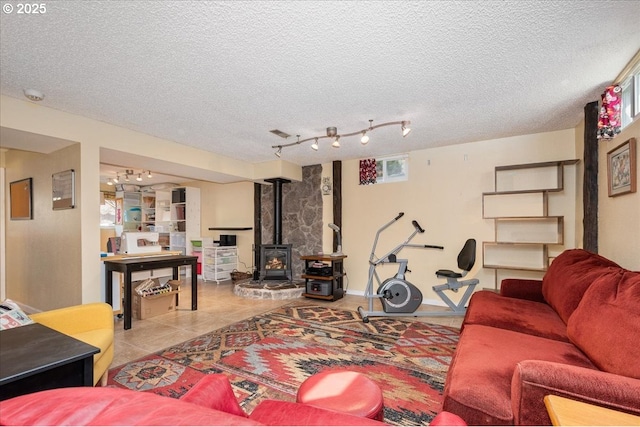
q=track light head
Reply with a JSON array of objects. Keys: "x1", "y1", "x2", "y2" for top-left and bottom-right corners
[
  {"x1": 147, "y1": 171, "x2": 153, "y2": 178},
  {"x1": 402, "y1": 121, "x2": 412, "y2": 137},
  {"x1": 311, "y1": 138, "x2": 319, "y2": 151},
  {"x1": 136, "y1": 174, "x2": 143, "y2": 182},
  {"x1": 361, "y1": 131, "x2": 370, "y2": 145},
  {"x1": 332, "y1": 136, "x2": 341, "y2": 148},
  {"x1": 275, "y1": 146, "x2": 282, "y2": 157},
  {"x1": 113, "y1": 175, "x2": 119, "y2": 184},
  {"x1": 107, "y1": 179, "x2": 113, "y2": 186}
]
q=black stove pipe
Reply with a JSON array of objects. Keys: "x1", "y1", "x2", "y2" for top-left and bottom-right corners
[{"x1": 265, "y1": 178, "x2": 290, "y2": 245}]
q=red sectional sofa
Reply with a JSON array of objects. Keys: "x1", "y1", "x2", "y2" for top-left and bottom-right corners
[
  {"x1": 0, "y1": 370, "x2": 466, "y2": 426},
  {"x1": 441, "y1": 249, "x2": 640, "y2": 425}
]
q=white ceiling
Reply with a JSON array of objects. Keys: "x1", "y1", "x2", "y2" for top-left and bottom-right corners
[{"x1": 1, "y1": 1, "x2": 639, "y2": 178}]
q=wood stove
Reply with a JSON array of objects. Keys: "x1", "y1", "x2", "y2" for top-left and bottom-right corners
[
  {"x1": 259, "y1": 244, "x2": 292, "y2": 282},
  {"x1": 259, "y1": 178, "x2": 293, "y2": 282}
]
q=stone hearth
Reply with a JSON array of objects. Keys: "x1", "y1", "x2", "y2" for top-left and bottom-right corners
[{"x1": 234, "y1": 280, "x2": 305, "y2": 300}]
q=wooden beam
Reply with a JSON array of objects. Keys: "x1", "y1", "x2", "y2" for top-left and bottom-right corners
[{"x1": 583, "y1": 101, "x2": 599, "y2": 253}]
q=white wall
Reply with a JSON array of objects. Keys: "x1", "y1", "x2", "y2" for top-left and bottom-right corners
[{"x1": 341, "y1": 129, "x2": 579, "y2": 304}]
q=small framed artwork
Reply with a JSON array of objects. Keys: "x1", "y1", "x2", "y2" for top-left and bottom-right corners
[
  {"x1": 10, "y1": 178, "x2": 33, "y2": 220},
  {"x1": 607, "y1": 138, "x2": 636, "y2": 197},
  {"x1": 115, "y1": 198, "x2": 124, "y2": 225},
  {"x1": 52, "y1": 169, "x2": 75, "y2": 209}
]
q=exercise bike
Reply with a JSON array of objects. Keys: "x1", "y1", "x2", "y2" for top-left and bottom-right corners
[{"x1": 357, "y1": 212, "x2": 479, "y2": 323}]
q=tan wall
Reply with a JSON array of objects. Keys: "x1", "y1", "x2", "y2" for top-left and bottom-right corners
[
  {"x1": 186, "y1": 180, "x2": 255, "y2": 272},
  {"x1": 4, "y1": 145, "x2": 82, "y2": 310},
  {"x1": 340, "y1": 129, "x2": 579, "y2": 304},
  {"x1": 598, "y1": 118, "x2": 640, "y2": 270}
]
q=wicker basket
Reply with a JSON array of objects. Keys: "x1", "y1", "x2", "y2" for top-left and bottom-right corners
[{"x1": 230, "y1": 270, "x2": 252, "y2": 282}]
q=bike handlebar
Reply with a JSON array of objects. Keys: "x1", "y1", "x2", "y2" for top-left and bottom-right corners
[
  {"x1": 412, "y1": 220, "x2": 425, "y2": 233},
  {"x1": 395, "y1": 212, "x2": 405, "y2": 221}
]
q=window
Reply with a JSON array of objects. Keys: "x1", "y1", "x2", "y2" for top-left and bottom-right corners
[
  {"x1": 100, "y1": 192, "x2": 116, "y2": 227},
  {"x1": 375, "y1": 154, "x2": 409, "y2": 183},
  {"x1": 620, "y1": 63, "x2": 640, "y2": 129}
]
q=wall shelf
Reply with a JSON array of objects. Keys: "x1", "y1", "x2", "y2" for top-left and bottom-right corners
[
  {"x1": 208, "y1": 227, "x2": 253, "y2": 231},
  {"x1": 483, "y1": 159, "x2": 578, "y2": 283}
]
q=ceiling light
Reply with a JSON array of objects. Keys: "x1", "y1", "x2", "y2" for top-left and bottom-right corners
[
  {"x1": 402, "y1": 121, "x2": 412, "y2": 137},
  {"x1": 24, "y1": 88, "x2": 44, "y2": 102},
  {"x1": 124, "y1": 174, "x2": 130, "y2": 182},
  {"x1": 113, "y1": 175, "x2": 119, "y2": 184},
  {"x1": 136, "y1": 174, "x2": 142, "y2": 182},
  {"x1": 271, "y1": 119, "x2": 412, "y2": 153},
  {"x1": 147, "y1": 171, "x2": 153, "y2": 178},
  {"x1": 107, "y1": 179, "x2": 114, "y2": 186}
]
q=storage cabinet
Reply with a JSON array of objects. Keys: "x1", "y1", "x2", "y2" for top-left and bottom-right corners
[
  {"x1": 482, "y1": 160, "x2": 578, "y2": 283},
  {"x1": 202, "y1": 246, "x2": 238, "y2": 283},
  {"x1": 169, "y1": 187, "x2": 201, "y2": 256},
  {"x1": 300, "y1": 255, "x2": 347, "y2": 301}
]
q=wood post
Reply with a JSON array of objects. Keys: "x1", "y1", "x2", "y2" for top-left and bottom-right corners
[{"x1": 583, "y1": 101, "x2": 599, "y2": 253}]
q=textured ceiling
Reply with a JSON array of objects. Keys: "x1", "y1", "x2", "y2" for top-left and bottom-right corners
[{"x1": 1, "y1": 1, "x2": 639, "y2": 170}]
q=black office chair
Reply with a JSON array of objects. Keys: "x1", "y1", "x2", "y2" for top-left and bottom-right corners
[{"x1": 432, "y1": 239, "x2": 479, "y2": 314}]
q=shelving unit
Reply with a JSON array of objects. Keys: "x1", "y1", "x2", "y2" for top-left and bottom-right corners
[
  {"x1": 482, "y1": 159, "x2": 578, "y2": 286},
  {"x1": 300, "y1": 254, "x2": 347, "y2": 301},
  {"x1": 202, "y1": 246, "x2": 238, "y2": 283},
  {"x1": 115, "y1": 187, "x2": 200, "y2": 255}
]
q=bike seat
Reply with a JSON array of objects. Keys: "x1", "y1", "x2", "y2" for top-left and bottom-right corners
[{"x1": 436, "y1": 269, "x2": 463, "y2": 278}]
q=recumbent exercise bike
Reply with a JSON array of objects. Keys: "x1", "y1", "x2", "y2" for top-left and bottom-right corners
[{"x1": 357, "y1": 212, "x2": 479, "y2": 323}]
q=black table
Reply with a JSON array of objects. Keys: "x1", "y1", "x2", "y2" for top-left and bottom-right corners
[
  {"x1": 0, "y1": 323, "x2": 99, "y2": 400},
  {"x1": 104, "y1": 254, "x2": 198, "y2": 330}
]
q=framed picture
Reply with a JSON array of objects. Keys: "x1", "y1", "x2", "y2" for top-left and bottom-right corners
[
  {"x1": 10, "y1": 178, "x2": 33, "y2": 220},
  {"x1": 52, "y1": 169, "x2": 75, "y2": 209},
  {"x1": 607, "y1": 137, "x2": 637, "y2": 197},
  {"x1": 115, "y1": 198, "x2": 124, "y2": 225}
]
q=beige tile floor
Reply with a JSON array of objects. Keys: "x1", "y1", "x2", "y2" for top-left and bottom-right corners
[{"x1": 113, "y1": 278, "x2": 463, "y2": 368}]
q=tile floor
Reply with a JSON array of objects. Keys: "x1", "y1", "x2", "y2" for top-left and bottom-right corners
[{"x1": 113, "y1": 278, "x2": 463, "y2": 368}]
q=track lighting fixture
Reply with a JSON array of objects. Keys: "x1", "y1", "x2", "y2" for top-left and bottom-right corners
[
  {"x1": 272, "y1": 119, "x2": 411, "y2": 157},
  {"x1": 106, "y1": 168, "x2": 155, "y2": 185}
]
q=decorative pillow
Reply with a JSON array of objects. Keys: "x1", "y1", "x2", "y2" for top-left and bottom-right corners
[
  {"x1": 542, "y1": 249, "x2": 621, "y2": 323},
  {"x1": 567, "y1": 270, "x2": 640, "y2": 379},
  {"x1": 0, "y1": 299, "x2": 35, "y2": 330}
]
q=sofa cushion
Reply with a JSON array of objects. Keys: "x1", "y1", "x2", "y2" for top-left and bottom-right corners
[
  {"x1": 462, "y1": 290, "x2": 569, "y2": 342},
  {"x1": 442, "y1": 324, "x2": 596, "y2": 425},
  {"x1": 542, "y1": 249, "x2": 620, "y2": 323},
  {"x1": 567, "y1": 270, "x2": 640, "y2": 379}
]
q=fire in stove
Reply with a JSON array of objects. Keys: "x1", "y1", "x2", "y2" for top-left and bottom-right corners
[{"x1": 266, "y1": 257, "x2": 286, "y2": 270}]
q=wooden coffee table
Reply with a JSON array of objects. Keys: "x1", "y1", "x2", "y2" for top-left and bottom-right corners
[
  {"x1": 544, "y1": 394, "x2": 640, "y2": 426},
  {"x1": 0, "y1": 323, "x2": 99, "y2": 400}
]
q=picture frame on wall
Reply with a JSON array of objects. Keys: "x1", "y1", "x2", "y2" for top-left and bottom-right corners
[
  {"x1": 607, "y1": 137, "x2": 637, "y2": 197},
  {"x1": 52, "y1": 169, "x2": 76, "y2": 209},
  {"x1": 9, "y1": 177, "x2": 33, "y2": 220}
]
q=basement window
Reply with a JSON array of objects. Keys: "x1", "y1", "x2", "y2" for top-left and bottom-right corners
[
  {"x1": 620, "y1": 63, "x2": 640, "y2": 129},
  {"x1": 376, "y1": 154, "x2": 409, "y2": 183}
]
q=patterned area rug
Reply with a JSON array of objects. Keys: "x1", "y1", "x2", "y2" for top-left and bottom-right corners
[{"x1": 107, "y1": 303, "x2": 459, "y2": 425}]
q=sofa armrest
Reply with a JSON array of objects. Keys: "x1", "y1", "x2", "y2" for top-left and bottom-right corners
[
  {"x1": 30, "y1": 303, "x2": 113, "y2": 336},
  {"x1": 511, "y1": 360, "x2": 640, "y2": 425},
  {"x1": 500, "y1": 279, "x2": 545, "y2": 302}
]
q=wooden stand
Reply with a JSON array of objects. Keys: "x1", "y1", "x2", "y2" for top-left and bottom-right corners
[{"x1": 300, "y1": 254, "x2": 347, "y2": 301}]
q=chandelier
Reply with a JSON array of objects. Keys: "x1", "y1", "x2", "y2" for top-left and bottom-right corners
[
  {"x1": 272, "y1": 120, "x2": 411, "y2": 157},
  {"x1": 106, "y1": 169, "x2": 153, "y2": 186}
]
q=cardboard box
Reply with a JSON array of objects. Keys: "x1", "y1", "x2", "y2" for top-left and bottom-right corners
[{"x1": 132, "y1": 280, "x2": 180, "y2": 320}]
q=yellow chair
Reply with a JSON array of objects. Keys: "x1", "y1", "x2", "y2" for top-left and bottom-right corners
[{"x1": 30, "y1": 303, "x2": 114, "y2": 386}]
